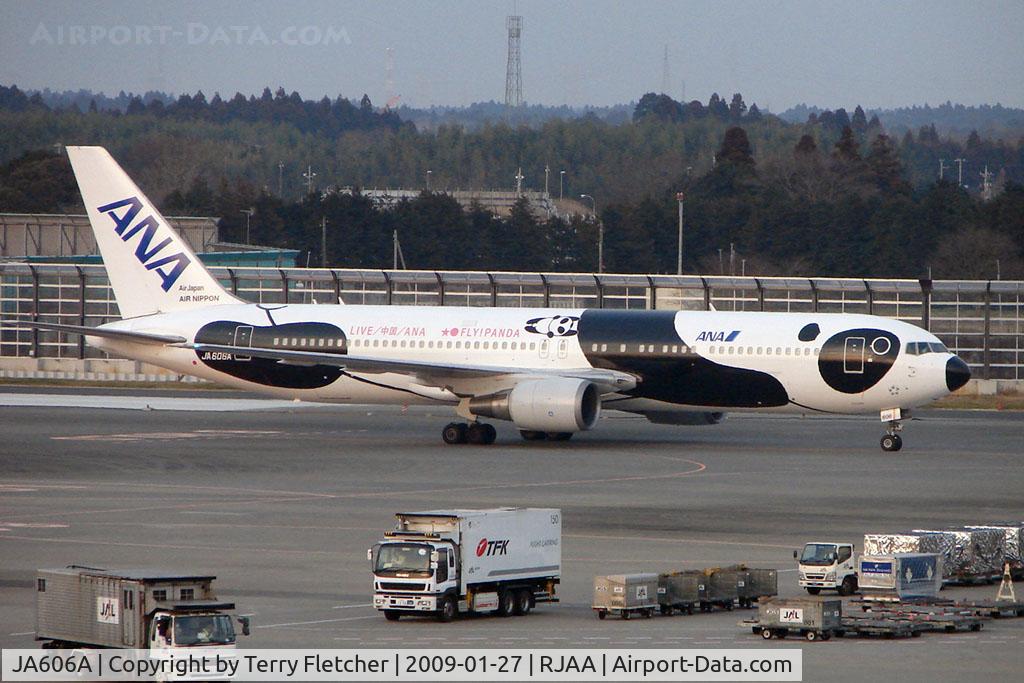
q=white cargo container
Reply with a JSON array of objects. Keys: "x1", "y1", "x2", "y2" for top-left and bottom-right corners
[{"x1": 370, "y1": 508, "x2": 561, "y2": 622}]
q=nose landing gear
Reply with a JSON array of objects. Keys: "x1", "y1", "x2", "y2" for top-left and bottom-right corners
[{"x1": 880, "y1": 409, "x2": 904, "y2": 452}]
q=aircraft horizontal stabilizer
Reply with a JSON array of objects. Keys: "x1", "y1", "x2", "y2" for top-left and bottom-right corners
[{"x1": 10, "y1": 320, "x2": 186, "y2": 345}]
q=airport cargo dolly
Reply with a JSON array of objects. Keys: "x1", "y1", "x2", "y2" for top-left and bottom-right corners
[{"x1": 593, "y1": 574, "x2": 658, "y2": 620}]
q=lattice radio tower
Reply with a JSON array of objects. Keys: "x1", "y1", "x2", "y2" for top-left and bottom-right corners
[{"x1": 505, "y1": 15, "x2": 523, "y2": 109}]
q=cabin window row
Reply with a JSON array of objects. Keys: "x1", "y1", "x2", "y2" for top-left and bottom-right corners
[
  {"x1": 351, "y1": 339, "x2": 539, "y2": 351},
  {"x1": 272, "y1": 337, "x2": 342, "y2": 348}
]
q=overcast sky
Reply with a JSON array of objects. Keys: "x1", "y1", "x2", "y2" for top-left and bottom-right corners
[{"x1": 2, "y1": 0, "x2": 1022, "y2": 110}]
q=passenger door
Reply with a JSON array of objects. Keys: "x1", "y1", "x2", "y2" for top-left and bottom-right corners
[
  {"x1": 843, "y1": 337, "x2": 865, "y2": 374},
  {"x1": 233, "y1": 325, "x2": 253, "y2": 362}
]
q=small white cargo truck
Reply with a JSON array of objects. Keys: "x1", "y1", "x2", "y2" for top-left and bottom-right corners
[
  {"x1": 35, "y1": 566, "x2": 250, "y2": 651},
  {"x1": 794, "y1": 542, "x2": 859, "y2": 595},
  {"x1": 370, "y1": 508, "x2": 561, "y2": 622}
]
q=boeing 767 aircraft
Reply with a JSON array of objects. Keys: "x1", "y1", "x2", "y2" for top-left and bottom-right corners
[{"x1": 18, "y1": 147, "x2": 971, "y2": 450}]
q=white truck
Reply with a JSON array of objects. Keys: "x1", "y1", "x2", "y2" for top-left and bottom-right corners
[
  {"x1": 370, "y1": 508, "x2": 561, "y2": 622},
  {"x1": 35, "y1": 566, "x2": 250, "y2": 652},
  {"x1": 794, "y1": 542, "x2": 859, "y2": 595}
]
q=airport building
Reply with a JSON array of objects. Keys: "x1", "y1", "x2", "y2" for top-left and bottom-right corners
[{"x1": 0, "y1": 260, "x2": 1021, "y2": 391}]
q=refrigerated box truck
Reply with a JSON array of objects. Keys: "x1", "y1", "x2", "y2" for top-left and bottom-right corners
[
  {"x1": 35, "y1": 566, "x2": 249, "y2": 651},
  {"x1": 370, "y1": 508, "x2": 561, "y2": 622}
]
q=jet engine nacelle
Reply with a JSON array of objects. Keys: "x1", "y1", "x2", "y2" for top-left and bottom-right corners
[
  {"x1": 641, "y1": 410, "x2": 726, "y2": 426},
  {"x1": 469, "y1": 378, "x2": 601, "y2": 433}
]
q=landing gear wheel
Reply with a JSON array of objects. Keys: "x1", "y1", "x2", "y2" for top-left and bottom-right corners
[
  {"x1": 546, "y1": 432, "x2": 573, "y2": 441},
  {"x1": 496, "y1": 590, "x2": 514, "y2": 617},
  {"x1": 438, "y1": 596, "x2": 457, "y2": 622},
  {"x1": 384, "y1": 610, "x2": 401, "y2": 622},
  {"x1": 806, "y1": 587, "x2": 821, "y2": 595},
  {"x1": 880, "y1": 434, "x2": 903, "y2": 452},
  {"x1": 442, "y1": 422, "x2": 467, "y2": 444},
  {"x1": 514, "y1": 589, "x2": 532, "y2": 616},
  {"x1": 520, "y1": 430, "x2": 546, "y2": 441},
  {"x1": 467, "y1": 423, "x2": 497, "y2": 445}
]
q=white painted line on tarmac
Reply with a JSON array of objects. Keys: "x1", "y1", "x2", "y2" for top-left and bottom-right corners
[
  {"x1": 9, "y1": 632, "x2": 34, "y2": 636},
  {"x1": 0, "y1": 394, "x2": 332, "y2": 412},
  {"x1": 331, "y1": 603, "x2": 373, "y2": 610},
  {"x1": 258, "y1": 615, "x2": 378, "y2": 628}
]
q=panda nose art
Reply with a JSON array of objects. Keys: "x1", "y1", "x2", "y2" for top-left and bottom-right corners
[{"x1": 945, "y1": 356, "x2": 971, "y2": 392}]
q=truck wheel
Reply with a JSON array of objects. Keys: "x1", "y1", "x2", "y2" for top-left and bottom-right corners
[
  {"x1": 761, "y1": 628, "x2": 773, "y2": 640},
  {"x1": 821, "y1": 631, "x2": 832, "y2": 641},
  {"x1": 622, "y1": 610, "x2": 631, "y2": 620},
  {"x1": 514, "y1": 589, "x2": 532, "y2": 616},
  {"x1": 597, "y1": 610, "x2": 607, "y2": 620},
  {"x1": 660, "y1": 605, "x2": 672, "y2": 616},
  {"x1": 384, "y1": 610, "x2": 401, "y2": 622},
  {"x1": 806, "y1": 587, "x2": 821, "y2": 595},
  {"x1": 438, "y1": 596, "x2": 457, "y2": 622},
  {"x1": 805, "y1": 630, "x2": 818, "y2": 642},
  {"x1": 496, "y1": 590, "x2": 514, "y2": 617},
  {"x1": 839, "y1": 576, "x2": 857, "y2": 596}
]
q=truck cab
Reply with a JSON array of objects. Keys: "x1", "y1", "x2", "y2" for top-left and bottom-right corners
[
  {"x1": 149, "y1": 606, "x2": 248, "y2": 652},
  {"x1": 371, "y1": 536, "x2": 461, "y2": 621},
  {"x1": 795, "y1": 542, "x2": 858, "y2": 595}
]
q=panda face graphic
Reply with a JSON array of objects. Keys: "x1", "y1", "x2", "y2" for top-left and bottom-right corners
[
  {"x1": 525, "y1": 315, "x2": 580, "y2": 338},
  {"x1": 818, "y1": 328, "x2": 901, "y2": 394}
]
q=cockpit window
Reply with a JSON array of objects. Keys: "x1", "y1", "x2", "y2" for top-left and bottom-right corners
[{"x1": 907, "y1": 341, "x2": 949, "y2": 356}]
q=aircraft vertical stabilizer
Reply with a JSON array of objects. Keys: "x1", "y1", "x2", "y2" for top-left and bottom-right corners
[{"x1": 65, "y1": 146, "x2": 239, "y2": 318}]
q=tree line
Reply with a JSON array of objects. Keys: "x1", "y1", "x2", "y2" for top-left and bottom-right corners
[{"x1": 1, "y1": 85, "x2": 1022, "y2": 278}]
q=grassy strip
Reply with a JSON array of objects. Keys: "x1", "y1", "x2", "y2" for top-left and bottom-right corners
[{"x1": 932, "y1": 394, "x2": 1024, "y2": 410}]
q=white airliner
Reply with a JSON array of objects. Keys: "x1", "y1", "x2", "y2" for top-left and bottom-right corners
[{"x1": 20, "y1": 147, "x2": 971, "y2": 450}]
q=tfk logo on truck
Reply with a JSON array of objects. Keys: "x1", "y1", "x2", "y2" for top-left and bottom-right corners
[
  {"x1": 97, "y1": 197, "x2": 191, "y2": 292},
  {"x1": 695, "y1": 330, "x2": 740, "y2": 342},
  {"x1": 96, "y1": 597, "x2": 119, "y2": 625},
  {"x1": 475, "y1": 538, "x2": 510, "y2": 557}
]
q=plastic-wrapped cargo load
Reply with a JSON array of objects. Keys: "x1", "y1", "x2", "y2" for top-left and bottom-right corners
[
  {"x1": 966, "y1": 524, "x2": 1024, "y2": 569},
  {"x1": 959, "y1": 527, "x2": 1005, "y2": 578},
  {"x1": 863, "y1": 533, "x2": 922, "y2": 557},
  {"x1": 914, "y1": 529, "x2": 1003, "y2": 580},
  {"x1": 858, "y1": 554, "x2": 943, "y2": 599},
  {"x1": 864, "y1": 532, "x2": 957, "y2": 580}
]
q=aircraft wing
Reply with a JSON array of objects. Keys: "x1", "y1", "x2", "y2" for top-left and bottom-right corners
[
  {"x1": 189, "y1": 342, "x2": 638, "y2": 394},
  {"x1": 8, "y1": 320, "x2": 187, "y2": 345}
]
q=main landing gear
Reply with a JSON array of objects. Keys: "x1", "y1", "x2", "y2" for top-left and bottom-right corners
[
  {"x1": 880, "y1": 409, "x2": 904, "y2": 452},
  {"x1": 442, "y1": 422, "x2": 497, "y2": 445}
]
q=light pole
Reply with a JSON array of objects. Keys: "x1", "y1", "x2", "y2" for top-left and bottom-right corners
[
  {"x1": 544, "y1": 165, "x2": 550, "y2": 195},
  {"x1": 240, "y1": 209, "x2": 253, "y2": 244},
  {"x1": 580, "y1": 194, "x2": 600, "y2": 273},
  {"x1": 559, "y1": 170, "x2": 565, "y2": 201},
  {"x1": 278, "y1": 162, "x2": 284, "y2": 196},
  {"x1": 426, "y1": 170, "x2": 432, "y2": 190},
  {"x1": 675, "y1": 191, "x2": 685, "y2": 275}
]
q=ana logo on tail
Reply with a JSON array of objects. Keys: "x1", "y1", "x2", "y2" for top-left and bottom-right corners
[{"x1": 97, "y1": 196, "x2": 192, "y2": 291}]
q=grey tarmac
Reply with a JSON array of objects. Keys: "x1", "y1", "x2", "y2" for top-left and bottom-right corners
[{"x1": 0, "y1": 389, "x2": 1022, "y2": 681}]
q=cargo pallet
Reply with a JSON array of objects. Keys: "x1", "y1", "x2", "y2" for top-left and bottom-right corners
[
  {"x1": 855, "y1": 597, "x2": 1024, "y2": 619},
  {"x1": 595, "y1": 606, "x2": 656, "y2": 620},
  {"x1": 741, "y1": 616, "x2": 925, "y2": 640},
  {"x1": 844, "y1": 610, "x2": 984, "y2": 634}
]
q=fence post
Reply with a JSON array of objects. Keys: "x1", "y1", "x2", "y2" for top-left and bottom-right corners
[
  {"x1": 594, "y1": 275, "x2": 604, "y2": 309},
  {"x1": 30, "y1": 265, "x2": 40, "y2": 359},
  {"x1": 77, "y1": 266, "x2": 86, "y2": 360},
  {"x1": 983, "y1": 284, "x2": 992, "y2": 380},
  {"x1": 541, "y1": 274, "x2": 550, "y2": 308},
  {"x1": 701, "y1": 277, "x2": 710, "y2": 311},
  {"x1": 919, "y1": 278, "x2": 932, "y2": 331},
  {"x1": 487, "y1": 273, "x2": 497, "y2": 307}
]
